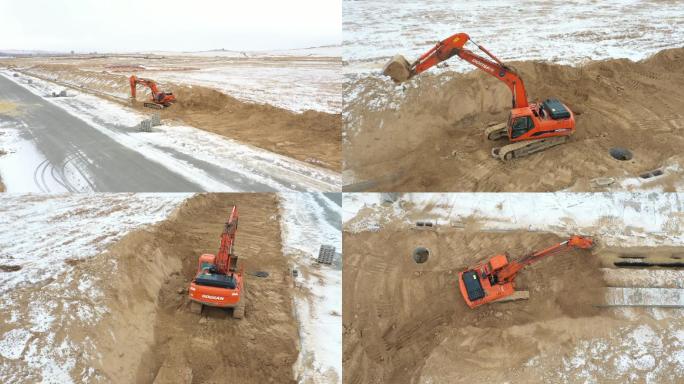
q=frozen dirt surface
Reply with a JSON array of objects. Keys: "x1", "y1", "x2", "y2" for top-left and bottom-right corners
[
  {"x1": 343, "y1": 193, "x2": 684, "y2": 384},
  {"x1": 343, "y1": 49, "x2": 684, "y2": 191}
]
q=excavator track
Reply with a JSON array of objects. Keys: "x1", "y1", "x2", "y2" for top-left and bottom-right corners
[
  {"x1": 492, "y1": 136, "x2": 569, "y2": 161},
  {"x1": 484, "y1": 122, "x2": 507, "y2": 140},
  {"x1": 143, "y1": 102, "x2": 164, "y2": 110},
  {"x1": 233, "y1": 282, "x2": 247, "y2": 319},
  {"x1": 189, "y1": 301, "x2": 203, "y2": 314}
]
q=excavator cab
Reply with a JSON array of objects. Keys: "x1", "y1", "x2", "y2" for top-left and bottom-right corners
[
  {"x1": 509, "y1": 114, "x2": 535, "y2": 139},
  {"x1": 506, "y1": 100, "x2": 574, "y2": 143}
]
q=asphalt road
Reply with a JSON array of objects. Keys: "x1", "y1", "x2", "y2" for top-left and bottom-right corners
[{"x1": 0, "y1": 74, "x2": 203, "y2": 192}]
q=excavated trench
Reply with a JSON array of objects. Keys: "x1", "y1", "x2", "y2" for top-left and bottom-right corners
[
  {"x1": 343, "y1": 222, "x2": 684, "y2": 384},
  {"x1": 8, "y1": 63, "x2": 342, "y2": 171},
  {"x1": 78, "y1": 194, "x2": 299, "y2": 384}
]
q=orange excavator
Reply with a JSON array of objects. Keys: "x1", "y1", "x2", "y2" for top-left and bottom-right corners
[
  {"x1": 129, "y1": 75, "x2": 176, "y2": 109},
  {"x1": 188, "y1": 206, "x2": 246, "y2": 318},
  {"x1": 383, "y1": 33, "x2": 575, "y2": 160},
  {"x1": 458, "y1": 235, "x2": 594, "y2": 309}
]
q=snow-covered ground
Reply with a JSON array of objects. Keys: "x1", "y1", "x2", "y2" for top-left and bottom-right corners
[
  {"x1": 0, "y1": 71, "x2": 341, "y2": 192},
  {"x1": 0, "y1": 193, "x2": 188, "y2": 291},
  {"x1": 279, "y1": 193, "x2": 342, "y2": 383},
  {"x1": 0, "y1": 194, "x2": 189, "y2": 383},
  {"x1": 148, "y1": 59, "x2": 342, "y2": 114},
  {"x1": 343, "y1": 0, "x2": 684, "y2": 75},
  {"x1": 139, "y1": 45, "x2": 341, "y2": 59},
  {"x1": 343, "y1": 193, "x2": 684, "y2": 246}
]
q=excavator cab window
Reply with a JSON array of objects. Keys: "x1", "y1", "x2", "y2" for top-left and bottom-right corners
[{"x1": 511, "y1": 116, "x2": 535, "y2": 139}]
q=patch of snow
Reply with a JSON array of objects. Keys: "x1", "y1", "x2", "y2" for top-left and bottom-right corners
[
  {"x1": 559, "y1": 323, "x2": 681, "y2": 383},
  {"x1": 0, "y1": 328, "x2": 32, "y2": 360}
]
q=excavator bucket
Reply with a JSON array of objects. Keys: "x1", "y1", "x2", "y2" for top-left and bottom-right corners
[{"x1": 383, "y1": 55, "x2": 413, "y2": 83}]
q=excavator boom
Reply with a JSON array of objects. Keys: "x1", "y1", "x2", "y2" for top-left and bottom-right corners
[
  {"x1": 385, "y1": 33, "x2": 528, "y2": 108},
  {"x1": 215, "y1": 206, "x2": 238, "y2": 274},
  {"x1": 458, "y1": 236, "x2": 594, "y2": 308}
]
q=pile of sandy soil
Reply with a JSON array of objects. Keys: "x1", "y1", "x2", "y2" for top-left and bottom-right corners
[
  {"x1": 343, "y1": 224, "x2": 606, "y2": 384},
  {"x1": 1, "y1": 193, "x2": 300, "y2": 383},
  {"x1": 6, "y1": 62, "x2": 342, "y2": 171},
  {"x1": 344, "y1": 47, "x2": 684, "y2": 191},
  {"x1": 156, "y1": 86, "x2": 341, "y2": 171}
]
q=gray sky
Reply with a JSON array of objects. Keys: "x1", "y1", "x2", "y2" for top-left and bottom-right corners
[{"x1": 0, "y1": 0, "x2": 341, "y2": 52}]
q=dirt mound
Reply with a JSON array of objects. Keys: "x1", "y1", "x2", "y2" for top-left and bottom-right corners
[
  {"x1": 344, "y1": 47, "x2": 684, "y2": 191},
  {"x1": 60, "y1": 193, "x2": 299, "y2": 383},
  {"x1": 343, "y1": 226, "x2": 604, "y2": 384},
  {"x1": 158, "y1": 85, "x2": 341, "y2": 170}
]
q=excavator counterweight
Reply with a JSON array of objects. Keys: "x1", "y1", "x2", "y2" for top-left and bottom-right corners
[
  {"x1": 383, "y1": 33, "x2": 576, "y2": 160},
  {"x1": 458, "y1": 236, "x2": 594, "y2": 309}
]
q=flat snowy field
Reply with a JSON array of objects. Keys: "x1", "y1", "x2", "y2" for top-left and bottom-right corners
[
  {"x1": 279, "y1": 193, "x2": 342, "y2": 384},
  {"x1": 343, "y1": 192, "x2": 684, "y2": 382},
  {"x1": 343, "y1": 0, "x2": 684, "y2": 75},
  {"x1": 148, "y1": 58, "x2": 342, "y2": 114}
]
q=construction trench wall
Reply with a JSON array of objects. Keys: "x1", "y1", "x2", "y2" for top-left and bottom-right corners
[{"x1": 25, "y1": 194, "x2": 301, "y2": 384}]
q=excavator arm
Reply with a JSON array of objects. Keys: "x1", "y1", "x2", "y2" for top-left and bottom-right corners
[
  {"x1": 385, "y1": 33, "x2": 529, "y2": 109},
  {"x1": 129, "y1": 75, "x2": 161, "y2": 99},
  {"x1": 215, "y1": 206, "x2": 239, "y2": 275},
  {"x1": 495, "y1": 235, "x2": 594, "y2": 281}
]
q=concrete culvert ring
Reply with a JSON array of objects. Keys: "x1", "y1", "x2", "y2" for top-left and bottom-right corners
[
  {"x1": 412, "y1": 247, "x2": 430, "y2": 264},
  {"x1": 610, "y1": 147, "x2": 633, "y2": 161}
]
